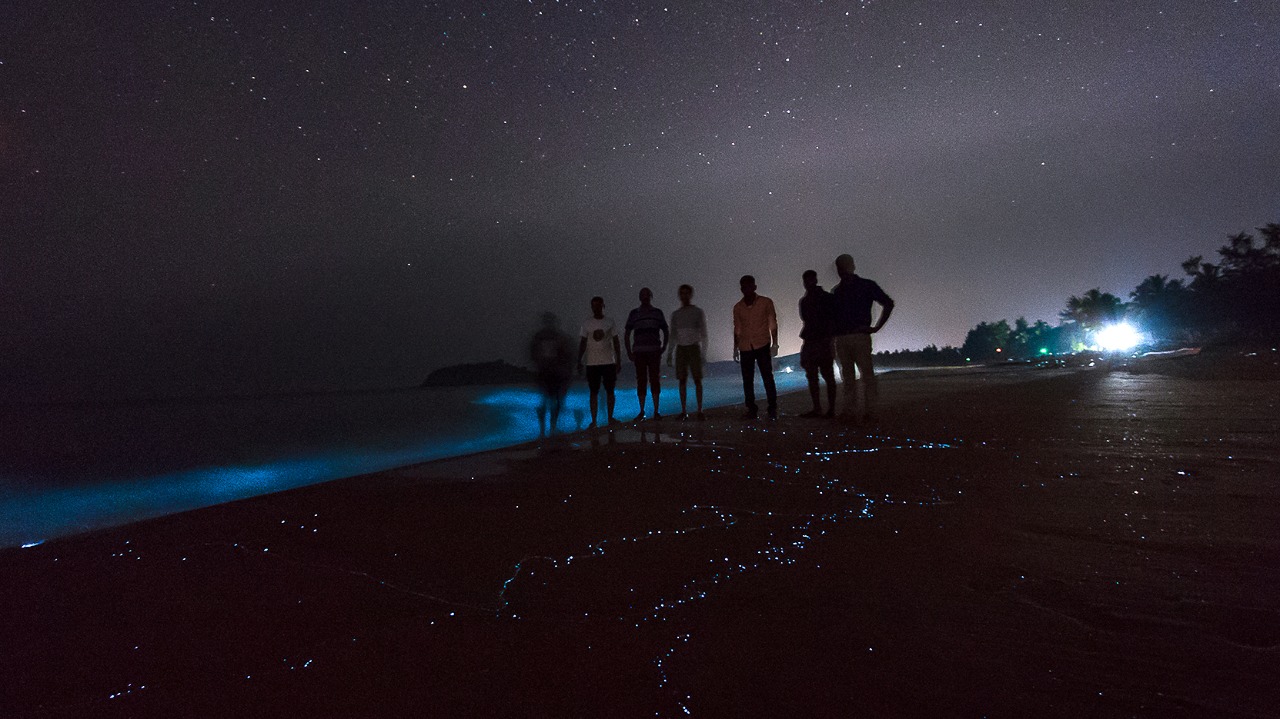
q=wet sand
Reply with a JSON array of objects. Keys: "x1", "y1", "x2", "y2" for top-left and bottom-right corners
[{"x1": 3, "y1": 357, "x2": 1279, "y2": 717}]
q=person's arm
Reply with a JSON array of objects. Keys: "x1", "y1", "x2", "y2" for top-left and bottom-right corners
[
  {"x1": 659, "y1": 317, "x2": 669, "y2": 356},
  {"x1": 624, "y1": 327, "x2": 634, "y2": 360},
  {"x1": 577, "y1": 336, "x2": 587, "y2": 373},
  {"x1": 666, "y1": 312, "x2": 676, "y2": 366},
  {"x1": 612, "y1": 335, "x2": 622, "y2": 370},
  {"x1": 698, "y1": 308, "x2": 708, "y2": 363},
  {"x1": 769, "y1": 300, "x2": 780, "y2": 357},
  {"x1": 871, "y1": 290, "x2": 895, "y2": 333},
  {"x1": 732, "y1": 305, "x2": 741, "y2": 362}
]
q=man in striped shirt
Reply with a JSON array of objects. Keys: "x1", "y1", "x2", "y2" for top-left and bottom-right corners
[{"x1": 625, "y1": 287, "x2": 669, "y2": 421}]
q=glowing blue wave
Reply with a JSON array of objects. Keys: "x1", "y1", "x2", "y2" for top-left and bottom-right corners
[{"x1": 1, "y1": 374, "x2": 812, "y2": 547}]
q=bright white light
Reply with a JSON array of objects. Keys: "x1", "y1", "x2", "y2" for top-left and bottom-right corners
[
  {"x1": 1096, "y1": 322, "x2": 1141, "y2": 352},
  {"x1": 783, "y1": 366, "x2": 794, "y2": 374}
]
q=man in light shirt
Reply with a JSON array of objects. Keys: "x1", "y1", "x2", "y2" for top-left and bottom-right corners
[
  {"x1": 666, "y1": 284, "x2": 708, "y2": 421},
  {"x1": 577, "y1": 296, "x2": 622, "y2": 427},
  {"x1": 732, "y1": 275, "x2": 779, "y2": 420}
]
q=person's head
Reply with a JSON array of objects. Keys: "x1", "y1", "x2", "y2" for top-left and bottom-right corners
[
  {"x1": 835, "y1": 254, "x2": 856, "y2": 278},
  {"x1": 678, "y1": 284, "x2": 693, "y2": 306},
  {"x1": 739, "y1": 275, "x2": 757, "y2": 299},
  {"x1": 638, "y1": 287, "x2": 653, "y2": 305},
  {"x1": 590, "y1": 296, "x2": 604, "y2": 318},
  {"x1": 541, "y1": 311, "x2": 559, "y2": 329},
  {"x1": 802, "y1": 269, "x2": 819, "y2": 291}
]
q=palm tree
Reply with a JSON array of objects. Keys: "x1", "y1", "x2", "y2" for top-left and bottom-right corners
[{"x1": 1060, "y1": 288, "x2": 1125, "y2": 332}]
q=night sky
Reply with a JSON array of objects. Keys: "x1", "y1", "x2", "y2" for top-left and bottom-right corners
[{"x1": 3, "y1": 0, "x2": 1277, "y2": 399}]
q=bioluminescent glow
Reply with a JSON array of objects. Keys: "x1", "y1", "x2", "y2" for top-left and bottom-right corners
[
  {"x1": 1095, "y1": 322, "x2": 1142, "y2": 352},
  {"x1": 2, "y1": 374, "x2": 822, "y2": 547}
]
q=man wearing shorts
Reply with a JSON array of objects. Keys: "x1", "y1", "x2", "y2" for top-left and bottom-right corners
[
  {"x1": 578, "y1": 296, "x2": 622, "y2": 427},
  {"x1": 666, "y1": 284, "x2": 708, "y2": 420},
  {"x1": 624, "y1": 287, "x2": 669, "y2": 421},
  {"x1": 798, "y1": 270, "x2": 837, "y2": 418}
]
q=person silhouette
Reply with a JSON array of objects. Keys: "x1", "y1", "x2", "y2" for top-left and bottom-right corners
[
  {"x1": 732, "y1": 275, "x2": 779, "y2": 420},
  {"x1": 830, "y1": 254, "x2": 894, "y2": 423},
  {"x1": 799, "y1": 269, "x2": 837, "y2": 417},
  {"x1": 666, "y1": 284, "x2": 708, "y2": 420},
  {"x1": 577, "y1": 296, "x2": 622, "y2": 427},
  {"x1": 529, "y1": 312, "x2": 575, "y2": 436},
  {"x1": 624, "y1": 287, "x2": 669, "y2": 421}
]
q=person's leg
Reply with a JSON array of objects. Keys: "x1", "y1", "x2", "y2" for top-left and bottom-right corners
[
  {"x1": 805, "y1": 362, "x2": 821, "y2": 412},
  {"x1": 853, "y1": 334, "x2": 877, "y2": 419},
  {"x1": 676, "y1": 347, "x2": 689, "y2": 415},
  {"x1": 821, "y1": 360, "x2": 837, "y2": 416},
  {"x1": 634, "y1": 355, "x2": 648, "y2": 419},
  {"x1": 603, "y1": 366, "x2": 617, "y2": 422},
  {"x1": 550, "y1": 384, "x2": 566, "y2": 433},
  {"x1": 758, "y1": 350, "x2": 777, "y2": 417},
  {"x1": 834, "y1": 334, "x2": 859, "y2": 417},
  {"x1": 587, "y1": 367, "x2": 602, "y2": 426},
  {"x1": 647, "y1": 352, "x2": 662, "y2": 417},
  {"x1": 691, "y1": 346, "x2": 704, "y2": 415},
  {"x1": 740, "y1": 348, "x2": 758, "y2": 416}
]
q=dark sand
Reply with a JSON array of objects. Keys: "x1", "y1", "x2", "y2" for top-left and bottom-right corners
[{"x1": 4, "y1": 356, "x2": 1279, "y2": 718}]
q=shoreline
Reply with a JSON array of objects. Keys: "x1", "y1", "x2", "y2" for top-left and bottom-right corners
[
  {"x1": 4, "y1": 361, "x2": 1279, "y2": 717},
  {"x1": 0, "y1": 363, "x2": 1039, "y2": 549}
]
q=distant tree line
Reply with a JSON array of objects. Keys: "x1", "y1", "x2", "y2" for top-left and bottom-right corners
[{"x1": 878, "y1": 220, "x2": 1280, "y2": 366}]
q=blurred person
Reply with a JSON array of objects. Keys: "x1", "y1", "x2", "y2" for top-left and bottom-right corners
[{"x1": 530, "y1": 312, "x2": 575, "y2": 436}]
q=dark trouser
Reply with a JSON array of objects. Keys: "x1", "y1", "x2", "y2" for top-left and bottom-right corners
[
  {"x1": 633, "y1": 350, "x2": 662, "y2": 408},
  {"x1": 739, "y1": 346, "x2": 777, "y2": 415},
  {"x1": 806, "y1": 361, "x2": 836, "y2": 412}
]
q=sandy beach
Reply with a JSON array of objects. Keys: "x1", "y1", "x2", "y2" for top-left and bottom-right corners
[{"x1": 4, "y1": 355, "x2": 1279, "y2": 718}]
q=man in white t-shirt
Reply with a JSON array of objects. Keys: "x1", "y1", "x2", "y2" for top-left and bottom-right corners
[{"x1": 577, "y1": 296, "x2": 623, "y2": 427}]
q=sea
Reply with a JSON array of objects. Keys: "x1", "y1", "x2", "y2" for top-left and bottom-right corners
[{"x1": 0, "y1": 371, "x2": 816, "y2": 547}]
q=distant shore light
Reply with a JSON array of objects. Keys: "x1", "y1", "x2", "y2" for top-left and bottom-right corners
[{"x1": 1096, "y1": 322, "x2": 1142, "y2": 352}]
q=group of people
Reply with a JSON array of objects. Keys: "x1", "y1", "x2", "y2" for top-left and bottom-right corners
[{"x1": 530, "y1": 253, "x2": 894, "y2": 433}]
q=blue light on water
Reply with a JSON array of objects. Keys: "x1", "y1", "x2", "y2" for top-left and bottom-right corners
[{"x1": 1, "y1": 374, "x2": 815, "y2": 547}]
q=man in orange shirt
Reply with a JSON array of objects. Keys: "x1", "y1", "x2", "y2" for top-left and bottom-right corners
[{"x1": 732, "y1": 275, "x2": 780, "y2": 420}]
